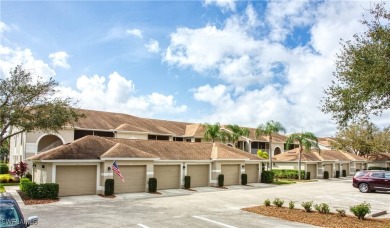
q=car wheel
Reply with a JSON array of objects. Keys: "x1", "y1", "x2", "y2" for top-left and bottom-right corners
[{"x1": 359, "y1": 183, "x2": 369, "y2": 193}]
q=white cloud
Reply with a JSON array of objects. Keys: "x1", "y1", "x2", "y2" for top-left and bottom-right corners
[
  {"x1": 145, "y1": 39, "x2": 160, "y2": 53},
  {"x1": 126, "y1": 29, "x2": 143, "y2": 38},
  {"x1": 60, "y1": 72, "x2": 187, "y2": 117},
  {"x1": 49, "y1": 51, "x2": 70, "y2": 69},
  {"x1": 0, "y1": 21, "x2": 10, "y2": 33},
  {"x1": 203, "y1": 0, "x2": 236, "y2": 12},
  {"x1": 0, "y1": 45, "x2": 55, "y2": 81}
]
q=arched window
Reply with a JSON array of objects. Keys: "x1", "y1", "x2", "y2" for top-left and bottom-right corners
[{"x1": 37, "y1": 135, "x2": 63, "y2": 152}]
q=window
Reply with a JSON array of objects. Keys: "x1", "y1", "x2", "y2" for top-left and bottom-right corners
[
  {"x1": 371, "y1": 172, "x2": 385, "y2": 178},
  {"x1": 148, "y1": 135, "x2": 169, "y2": 141},
  {"x1": 385, "y1": 173, "x2": 390, "y2": 179},
  {"x1": 195, "y1": 138, "x2": 201, "y2": 142},
  {"x1": 173, "y1": 137, "x2": 183, "y2": 141},
  {"x1": 74, "y1": 130, "x2": 114, "y2": 140}
]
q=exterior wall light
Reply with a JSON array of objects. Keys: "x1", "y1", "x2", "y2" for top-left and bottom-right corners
[{"x1": 107, "y1": 167, "x2": 111, "y2": 171}]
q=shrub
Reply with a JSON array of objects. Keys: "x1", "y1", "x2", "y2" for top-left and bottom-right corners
[
  {"x1": 184, "y1": 176, "x2": 191, "y2": 189},
  {"x1": 335, "y1": 170, "x2": 340, "y2": 178},
  {"x1": 148, "y1": 178, "x2": 157, "y2": 193},
  {"x1": 241, "y1": 174, "x2": 247, "y2": 185},
  {"x1": 0, "y1": 163, "x2": 9, "y2": 174},
  {"x1": 301, "y1": 201, "x2": 313, "y2": 212},
  {"x1": 323, "y1": 171, "x2": 329, "y2": 179},
  {"x1": 289, "y1": 201, "x2": 295, "y2": 209},
  {"x1": 22, "y1": 181, "x2": 59, "y2": 199},
  {"x1": 25, "y1": 172, "x2": 32, "y2": 181},
  {"x1": 20, "y1": 178, "x2": 31, "y2": 191},
  {"x1": 261, "y1": 171, "x2": 274, "y2": 183},
  {"x1": 218, "y1": 174, "x2": 224, "y2": 187},
  {"x1": 368, "y1": 166, "x2": 387, "y2": 171},
  {"x1": 314, "y1": 203, "x2": 330, "y2": 214},
  {"x1": 264, "y1": 199, "x2": 271, "y2": 206},
  {"x1": 11, "y1": 161, "x2": 28, "y2": 178},
  {"x1": 0, "y1": 174, "x2": 12, "y2": 183},
  {"x1": 305, "y1": 172, "x2": 310, "y2": 180},
  {"x1": 350, "y1": 202, "x2": 371, "y2": 220},
  {"x1": 272, "y1": 169, "x2": 305, "y2": 180},
  {"x1": 336, "y1": 209, "x2": 346, "y2": 217},
  {"x1": 104, "y1": 179, "x2": 114, "y2": 196},
  {"x1": 342, "y1": 170, "x2": 347, "y2": 177},
  {"x1": 273, "y1": 198, "x2": 284, "y2": 207}
]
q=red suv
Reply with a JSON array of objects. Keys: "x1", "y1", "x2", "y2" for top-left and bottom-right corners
[{"x1": 353, "y1": 170, "x2": 390, "y2": 193}]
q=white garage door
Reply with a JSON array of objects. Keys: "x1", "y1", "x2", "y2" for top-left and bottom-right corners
[
  {"x1": 56, "y1": 165, "x2": 96, "y2": 196},
  {"x1": 114, "y1": 165, "x2": 146, "y2": 193},
  {"x1": 187, "y1": 165, "x2": 209, "y2": 187},
  {"x1": 221, "y1": 164, "x2": 240, "y2": 186},
  {"x1": 154, "y1": 165, "x2": 180, "y2": 190},
  {"x1": 245, "y1": 164, "x2": 259, "y2": 183},
  {"x1": 306, "y1": 164, "x2": 317, "y2": 179}
]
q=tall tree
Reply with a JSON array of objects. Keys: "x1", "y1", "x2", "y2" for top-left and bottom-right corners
[
  {"x1": 286, "y1": 132, "x2": 320, "y2": 180},
  {"x1": 255, "y1": 120, "x2": 286, "y2": 170},
  {"x1": 204, "y1": 122, "x2": 224, "y2": 143},
  {"x1": 0, "y1": 65, "x2": 84, "y2": 146},
  {"x1": 322, "y1": 3, "x2": 390, "y2": 126},
  {"x1": 330, "y1": 121, "x2": 390, "y2": 157},
  {"x1": 225, "y1": 124, "x2": 250, "y2": 148}
]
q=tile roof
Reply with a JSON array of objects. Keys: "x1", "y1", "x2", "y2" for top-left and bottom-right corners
[
  {"x1": 29, "y1": 135, "x2": 261, "y2": 161},
  {"x1": 273, "y1": 148, "x2": 366, "y2": 162}
]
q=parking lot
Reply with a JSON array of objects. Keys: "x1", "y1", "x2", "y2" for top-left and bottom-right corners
[{"x1": 12, "y1": 178, "x2": 390, "y2": 227}]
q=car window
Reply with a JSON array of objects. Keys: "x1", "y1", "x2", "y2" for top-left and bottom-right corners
[
  {"x1": 371, "y1": 172, "x2": 385, "y2": 178},
  {"x1": 0, "y1": 203, "x2": 22, "y2": 228},
  {"x1": 385, "y1": 173, "x2": 390, "y2": 179}
]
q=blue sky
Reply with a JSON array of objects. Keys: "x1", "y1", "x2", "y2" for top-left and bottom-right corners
[{"x1": 1, "y1": 0, "x2": 388, "y2": 136}]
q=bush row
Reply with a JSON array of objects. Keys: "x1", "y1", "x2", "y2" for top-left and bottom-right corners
[
  {"x1": 272, "y1": 169, "x2": 305, "y2": 180},
  {"x1": 368, "y1": 166, "x2": 390, "y2": 171},
  {"x1": 263, "y1": 198, "x2": 371, "y2": 220},
  {"x1": 0, "y1": 174, "x2": 15, "y2": 183},
  {"x1": 20, "y1": 179, "x2": 58, "y2": 199}
]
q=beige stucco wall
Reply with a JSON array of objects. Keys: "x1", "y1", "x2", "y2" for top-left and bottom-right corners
[
  {"x1": 26, "y1": 129, "x2": 74, "y2": 144},
  {"x1": 210, "y1": 161, "x2": 245, "y2": 187},
  {"x1": 32, "y1": 162, "x2": 52, "y2": 184},
  {"x1": 273, "y1": 162, "x2": 305, "y2": 170},
  {"x1": 116, "y1": 132, "x2": 148, "y2": 140}
]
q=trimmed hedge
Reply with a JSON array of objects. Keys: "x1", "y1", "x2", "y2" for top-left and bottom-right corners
[
  {"x1": 20, "y1": 178, "x2": 31, "y2": 191},
  {"x1": 335, "y1": 170, "x2": 340, "y2": 178},
  {"x1": 148, "y1": 178, "x2": 157, "y2": 193},
  {"x1": 0, "y1": 174, "x2": 13, "y2": 183},
  {"x1": 184, "y1": 176, "x2": 191, "y2": 189},
  {"x1": 25, "y1": 172, "x2": 32, "y2": 181},
  {"x1": 22, "y1": 181, "x2": 59, "y2": 199},
  {"x1": 324, "y1": 171, "x2": 329, "y2": 179},
  {"x1": 261, "y1": 171, "x2": 274, "y2": 183},
  {"x1": 0, "y1": 163, "x2": 9, "y2": 174},
  {"x1": 218, "y1": 174, "x2": 224, "y2": 187},
  {"x1": 241, "y1": 173, "x2": 247, "y2": 185},
  {"x1": 342, "y1": 170, "x2": 347, "y2": 177},
  {"x1": 272, "y1": 169, "x2": 305, "y2": 180},
  {"x1": 368, "y1": 166, "x2": 388, "y2": 171},
  {"x1": 105, "y1": 179, "x2": 114, "y2": 196}
]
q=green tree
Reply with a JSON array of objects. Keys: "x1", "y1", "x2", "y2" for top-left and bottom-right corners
[
  {"x1": 256, "y1": 120, "x2": 286, "y2": 170},
  {"x1": 225, "y1": 124, "x2": 250, "y2": 148},
  {"x1": 257, "y1": 149, "x2": 269, "y2": 159},
  {"x1": 331, "y1": 121, "x2": 390, "y2": 157},
  {"x1": 204, "y1": 122, "x2": 225, "y2": 143},
  {"x1": 286, "y1": 132, "x2": 320, "y2": 180},
  {"x1": 0, "y1": 139, "x2": 9, "y2": 162},
  {"x1": 322, "y1": 3, "x2": 390, "y2": 126},
  {"x1": 0, "y1": 65, "x2": 84, "y2": 147}
]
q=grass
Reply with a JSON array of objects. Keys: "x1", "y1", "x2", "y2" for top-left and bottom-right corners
[
  {"x1": 272, "y1": 179, "x2": 318, "y2": 185},
  {"x1": 243, "y1": 205, "x2": 390, "y2": 228}
]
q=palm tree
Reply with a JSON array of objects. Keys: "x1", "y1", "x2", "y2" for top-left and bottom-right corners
[
  {"x1": 203, "y1": 122, "x2": 223, "y2": 143},
  {"x1": 255, "y1": 120, "x2": 286, "y2": 170},
  {"x1": 225, "y1": 124, "x2": 250, "y2": 148},
  {"x1": 286, "y1": 132, "x2": 320, "y2": 180}
]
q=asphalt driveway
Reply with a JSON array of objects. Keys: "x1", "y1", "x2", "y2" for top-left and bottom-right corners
[{"x1": 10, "y1": 178, "x2": 390, "y2": 227}]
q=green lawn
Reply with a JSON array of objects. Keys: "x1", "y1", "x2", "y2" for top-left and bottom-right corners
[{"x1": 272, "y1": 179, "x2": 318, "y2": 185}]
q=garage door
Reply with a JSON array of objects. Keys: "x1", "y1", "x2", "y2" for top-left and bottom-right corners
[
  {"x1": 221, "y1": 164, "x2": 240, "y2": 185},
  {"x1": 355, "y1": 163, "x2": 362, "y2": 171},
  {"x1": 324, "y1": 164, "x2": 333, "y2": 178},
  {"x1": 306, "y1": 164, "x2": 317, "y2": 179},
  {"x1": 154, "y1": 165, "x2": 180, "y2": 190},
  {"x1": 114, "y1": 165, "x2": 146, "y2": 193},
  {"x1": 187, "y1": 165, "x2": 209, "y2": 187},
  {"x1": 56, "y1": 165, "x2": 96, "y2": 196},
  {"x1": 245, "y1": 164, "x2": 259, "y2": 183}
]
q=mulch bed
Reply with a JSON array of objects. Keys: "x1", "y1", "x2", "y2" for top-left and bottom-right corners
[
  {"x1": 17, "y1": 190, "x2": 59, "y2": 205},
  {"x1": 243, "y1": 206, "x2": 390, "y2": 228}
]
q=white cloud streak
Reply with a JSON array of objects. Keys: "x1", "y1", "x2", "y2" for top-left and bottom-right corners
[
  {"x1": 49, "y1": 51, "x2": 70, "y2": 69},
  {"x1": 126, "y1": 29, "x2": 143, "y2": 38},
  {"x1": 145, "y1": 39, "x2": 160, "y2": 53}
]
